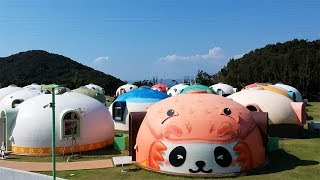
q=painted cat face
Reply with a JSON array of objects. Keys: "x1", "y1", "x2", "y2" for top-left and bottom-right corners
[{"x1": 157, "y1": 140, "x2": 241, "y2": 174}]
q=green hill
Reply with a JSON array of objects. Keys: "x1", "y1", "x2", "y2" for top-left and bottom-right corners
[
  {"x1": 0, "y1": 50, "x2": 125, "y2": 95},
  {"x1": 212, "y1": 39, "x2": 320, "y2": 100}
]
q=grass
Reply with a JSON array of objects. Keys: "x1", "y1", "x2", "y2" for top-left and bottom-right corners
[
  {"x1": 38, "y1": 138, "x2": 320, "y2": 180},
  {"x1": 11, "y1": 103, "x2": 320, "y2": 179}
]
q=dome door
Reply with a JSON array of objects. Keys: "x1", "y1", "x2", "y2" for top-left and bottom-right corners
[{"x1": 0, "y1": 111, "x2": 6, "y2": 148}]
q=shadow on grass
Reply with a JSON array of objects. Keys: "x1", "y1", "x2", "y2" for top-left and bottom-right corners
[
  {"x1": 307, "y1": 115, "x2": 314, "y2": 120},
  {"x1": 301, "y1": 129, "x2": 320, "y2": 139},
  {"x1": 80, "y1": 146, "x2": 123, "y2": 156},
  {"x1": 247, "y1": 149, "x2": 319, "y2": 176}
]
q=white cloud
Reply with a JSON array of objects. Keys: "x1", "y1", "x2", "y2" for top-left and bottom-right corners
[
  {"x1": 159, "y1": 47, "x2": 224, "y2": 63},
  {"x1": 232, "y1": 53, "x2": 245, "y2": 59},
  {"x1": 93, "y1": 56, "x2": 111, "y2": 64}
]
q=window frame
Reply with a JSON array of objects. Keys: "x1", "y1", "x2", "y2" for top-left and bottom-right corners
[
  {"x1": 113, "y1": 101, "x2": 126, "y2": 121},
  {"x1": 61, "y1": 111, "x2": 81, "y2": 139}
]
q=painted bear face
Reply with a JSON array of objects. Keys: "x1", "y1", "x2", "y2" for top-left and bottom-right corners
[{"x1": 157, "y1": 140, "x2": 240, "y2": 174}]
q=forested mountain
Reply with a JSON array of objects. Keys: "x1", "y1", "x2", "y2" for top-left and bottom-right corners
[
  {"x1": 0, "y1": 50, "x2": 125, "y2": 95},
  {"x1": 197, "y1": 39, "x2": 320, "y2": 100},
  {"x1": 211, "y1": 39, "x2": 320, "y2": 100}
]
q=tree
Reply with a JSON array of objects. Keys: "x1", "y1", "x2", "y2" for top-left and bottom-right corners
[
  {"x1": 195, "y1": 70, "x2": 213, "y2": 86},
  {"x1": 133, "y1": 79, "x2": 154, "y2": 87},
  {"x1": 211, "y1": 39, "x2": 320, "y2": 100}
]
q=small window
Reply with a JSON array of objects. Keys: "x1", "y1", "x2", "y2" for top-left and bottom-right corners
[
  {"x1": 12, "y1": 99, "x2": 24, "y2": 108},
  {"x1": 113, "y1": 101, "x2": 126, "y2": 121},
  {"x1": 62, "y1": 112, "x2": 80, "y2": 138},
  {"x1": 120, "y1": 88, "x2": 126, "y2": 95},
  {"x1": 289, "y1": 91, "x2": 296, "y2": 102},
  {"x1": 246, "y1": 105, "x2": 258, "y2": 111}
]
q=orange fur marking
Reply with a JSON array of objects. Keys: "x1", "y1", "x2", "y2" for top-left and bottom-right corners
[
  {"x1": 148, "y1": 141, "x2": 167, "y2": 169},
  {"x1": 185, "y1": 122, "x2": 192, "y2": 133},
  {"x1": 218, "y1": 122, "x2": 239, "y2": 138},
  {"x1": 234, "y1": 141, "x2": 253, "y2": 171}
]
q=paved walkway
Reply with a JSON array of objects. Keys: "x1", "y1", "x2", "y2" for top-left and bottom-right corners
[{"x1": 0, "y1": 159, "x2": 114, "y2": 172}]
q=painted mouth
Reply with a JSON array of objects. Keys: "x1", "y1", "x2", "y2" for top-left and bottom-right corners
[{"x1": 189, "y1": 168, "x2": 213, "y2": 173}]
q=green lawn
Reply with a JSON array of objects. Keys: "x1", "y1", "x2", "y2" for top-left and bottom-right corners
[
  {"x1": 39, "y1": 138, "x2": 320, "y2": 180},
  {"x1": 20, "y1": 103, "x2": 320, "y2": 179}
]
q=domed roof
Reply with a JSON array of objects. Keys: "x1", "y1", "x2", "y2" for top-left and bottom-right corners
[
  {"x1": 73, "y1": 87, "x2": 106, "y2": 103},
  {"x1": 210, "y1": 83, "x2": 236, "y2": 95},
  {"x1": 258, "y1": 84, "x2": 292, "y2": 100},
  {"x1": 116, "y1": 84, "x2": 138, "y2": 96},
  {"x1": 115, "y1": 86, "x2": 169, "y2": 103},
  {"x1": 275, "y1": 83, "x2": 303, "y2": 102},
  {"x1": 0, "y1": 85, "x2": 23, "y2": 100},
  {"x1": 181, "y1": 84, "x2": 215, "y2": 94},
  {"x1": 23, "y1": 83, "x2": 42, "y2": 91},
  {"x1": 85, "y1": 83, "x2": 104, "y2": 94},
  {"x1": 152, "y1": 83, "x2": 168, "y2": 93},
  {"x1": 167, "y1": 83, "x2": 189, "y2": 96},
  {"x1": 244, "y1": 83, "x2": 292, "y2": 100},
  {"x1": 0, "y1": 89, "x2": 42, "y2": 109}
]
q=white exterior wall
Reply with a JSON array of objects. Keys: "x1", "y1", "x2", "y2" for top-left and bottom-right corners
[
  {"x1": 111, "y1": 102, "x2": 155, "y2": 131},
  {"x1": 10, "y1": 92, "x2": 114, "y2": 148},
  {"x1": 228, "y1": 89, "x2": 299, "y2": 125}
]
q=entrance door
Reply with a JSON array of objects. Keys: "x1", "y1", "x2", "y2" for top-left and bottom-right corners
[
  {"x1": 217, "y1": 89, "x2": 224, "y2": 96},
  {"x1": 0, "y1": 111, "x2": 6, "y2": 145}
]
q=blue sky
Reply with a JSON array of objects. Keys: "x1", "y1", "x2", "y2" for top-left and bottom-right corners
[{"x1": 0, "y1": 0, "x2": 319, "y2": 82}]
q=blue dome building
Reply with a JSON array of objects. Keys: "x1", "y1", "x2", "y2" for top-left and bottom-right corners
[{"x1": 109, "y1": 87, "x2": 169, "y2": 131}]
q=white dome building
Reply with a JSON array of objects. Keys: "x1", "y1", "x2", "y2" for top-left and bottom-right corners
[
  {"x1": 210, "y1": 83, "x2": 237, "y2": 96},
  {"x1": 3, "y1": 92, "x2": 114, "y2": 155},
  {"x1": 227, "y1": 88, "x2": 306, "y2": 137},
  {"x1": 167, "y1": 83, "x2": 189, "y2": 96},
  {"x1": 0, "y1": 85, "x2": 23, "y2": 101},
  {"x1": 0, "y1": 88, "x2": 42, "y2": 109},
  {"x1": 116, "y1": 84, "x2": 138, "y2": 97},
  {"x1": 274, "y1": 83, "x2": 303, "y2": 102},
  {"x1": 23, "y1": 83, "x2": 42, "y2": 91}
]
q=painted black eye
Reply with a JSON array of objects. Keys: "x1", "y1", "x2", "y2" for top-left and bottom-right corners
[
  {"x1": 167, "y1": 109, "x2": 175, "y2": 116},
  {"x1": 223, "y1": 108, "x2": 232, "y2": 115},
  {"x1": 169, "y1": 146, "x2": 186, "y2": 167},
  {"x1": 214, "y1": 146, "x2": 232, "y2": 167}
]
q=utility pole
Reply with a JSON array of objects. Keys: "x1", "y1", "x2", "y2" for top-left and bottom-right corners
[{"x1": 42, "y1": 84, "x2": 59, "y2": 180}]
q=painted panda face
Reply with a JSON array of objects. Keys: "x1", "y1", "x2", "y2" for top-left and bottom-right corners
[{"x1": 158, "y1": 140, "x2": 240, "y2": 174}]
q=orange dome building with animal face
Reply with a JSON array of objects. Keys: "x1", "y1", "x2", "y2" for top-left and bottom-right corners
[{"x1": 135, "y1": 94, "x2": 267, "y2": 176}]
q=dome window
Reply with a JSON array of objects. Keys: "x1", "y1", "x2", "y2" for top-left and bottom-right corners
[
  {"x1": 113, "y1": 101, "x2": 126, "y2": 121},
  {"x1": 62, "y1": 111, "x2": 80, "y2": 139}
]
